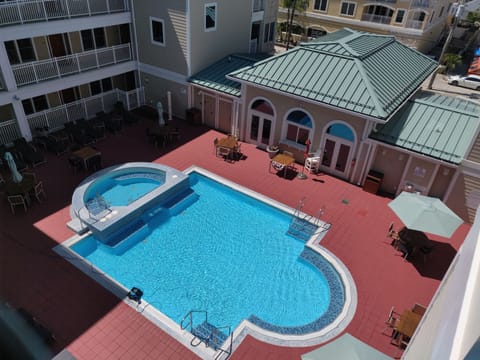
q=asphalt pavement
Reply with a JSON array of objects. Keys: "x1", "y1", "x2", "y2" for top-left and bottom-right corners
[{"x1": 422, "y1": 72, "x2": 480, "y2": 100}]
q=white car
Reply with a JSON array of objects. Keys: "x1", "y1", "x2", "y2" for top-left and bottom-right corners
[{"x1": 447, "y1": 74, "x2": 480, "y2": 90}]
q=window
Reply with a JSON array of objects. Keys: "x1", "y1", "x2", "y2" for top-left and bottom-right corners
[
  {"x1": 22, "y1": 95, "x2": 48, "y2": 115},
  {"x1": 150, "y1": 17, "x2": 165, "y2": 46},
  {"x1": 439, "y1": 6, "x2": 444, "y2": 17},
  {"x1": 81, "y1": 28, "x2": 106, "y2": 51},
  {"x1": 90, "y1": 78, "x2": 113, "y2": 95},
  {"x1": 5, "y1": 39, "x2": 36, "y2": 64},
  {"x1": 395, "y1": 9, "x2": 405, "y2": 23},
  {"x1": 314, "y1": 0, "x2": 328, "y2": 11},
  {"x1": 285, "y1": 110, "x2": 312, "y2": 145},
  {"x1": 264, "y1": 22, "x2": 275, "y2": 43},
  {"x1": 205, "y1": 3, "x2": 217, "y2": 31},
  {"x1": 340, "y1": 1, "x2": 356, "y2": 16}
]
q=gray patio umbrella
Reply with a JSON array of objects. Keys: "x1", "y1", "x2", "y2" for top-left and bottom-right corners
[
  {"x1": 301, "y1": 333, "x2": 392, "y2": 360},
  {"x1": 388, "y1": 191, "x2": 463, "y2": 238},
  {"x1": 156, "y1": 101, "x2": 165, "y2": 127},
  {"x1": 4, "y1": 151, "x2": 23, "y2": 183}
]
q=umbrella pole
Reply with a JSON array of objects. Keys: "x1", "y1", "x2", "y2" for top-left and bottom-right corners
[{"x1": 297, "y1": 163, "x2": 308, "y2": 180}]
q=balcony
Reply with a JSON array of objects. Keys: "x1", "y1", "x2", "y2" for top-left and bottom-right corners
[
  {"x1": 26, "y1": 87, "x2": 145, "y2": 132},
  {"x1": 0, "y1": 119, "x2": 22, "y2": 145},
  {"x1": 361, "y1": 13, "x2": 393, "y2": 25},
  {"x1": 11, "y1": 43, "x2": 132, "y2": 87},
  {"x1": 0, "y1": 0, "x2": 128, "y2": 26},
  {"x1": 405, "y1": 19, "x2": 424, "y2": 29},
  {"x1": 410, "y1": 0, "x2": 430, "y2": 9}
]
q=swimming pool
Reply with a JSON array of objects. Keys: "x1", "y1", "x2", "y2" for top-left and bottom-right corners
[{"x1": 59, "y1": 166, "x2": 356, "y2": 357}]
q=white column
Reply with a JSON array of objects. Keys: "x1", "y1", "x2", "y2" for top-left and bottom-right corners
[
  {"x1": 12, "y1": 99, "x2": 32, "y2": 141},
  {"x1": 167, "y1": 90, "x2": 172, "y2": 120},
  {"x1": 0, "y1": 42, "x2": 18, "y2": 92}
]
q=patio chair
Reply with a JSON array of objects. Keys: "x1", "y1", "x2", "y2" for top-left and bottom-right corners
[
  {"x1": 382, "y1": 306, "x2": 400, "y2": 337},
  {"x1": 387, "y1": 222, "x2": 400, "y2": 246},
  {"x1": 305, "y1": 155, "x2": 321, "y2": 174},
  {"x1": 13, "y1": 137, "x2": 46, "y2": 167},
  {"x1": 32, "y1": 181, "x2": 47, "y2": 203},
  {"x1": 8, "y1": 194, "x2": 27, "y2": 214},
  {"x1": 217, "y1": 146, "x2": 232, "y2": 160}
]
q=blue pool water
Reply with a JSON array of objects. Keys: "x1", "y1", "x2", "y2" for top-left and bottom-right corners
[
  {"x1": 72, "y1": 172, "x2": 341, "y2": 333},
  {"x1": 84, "y1": 173, "x2": 164, "y2": 207}
]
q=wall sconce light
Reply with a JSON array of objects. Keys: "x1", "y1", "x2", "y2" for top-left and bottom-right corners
[
  {"x1": 144, "y1": 77, "x2": 149, "y2": 84},
  {"x1": 398, "y1": 154, "x2": 404, "y2": 161},
  {"x1": 13, "y1": 95, "x2": 20, "y2": 101},
  {"x1": 381, "y1": 149, "x2": 387, "y2": 156},
  {"x1": 443, "y1": 168, "x2": 450, "y2": 176}
]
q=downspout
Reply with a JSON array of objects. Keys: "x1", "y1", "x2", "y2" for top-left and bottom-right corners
[{"x1": 129, "y1": 0, "x2": 141, "y2": 93}]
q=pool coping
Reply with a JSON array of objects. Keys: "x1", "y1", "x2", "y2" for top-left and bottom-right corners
[{"x1": 55, "y1": 165, "x2": 357, "y2": 360}]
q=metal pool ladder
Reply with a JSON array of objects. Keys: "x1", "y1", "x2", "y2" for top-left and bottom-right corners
[
  {"x1": 180, "y1": 310, "x2": 233, "y2": 359},
  {"x1": 287, "y1": 197, "x2": 330, "y2": 241}
]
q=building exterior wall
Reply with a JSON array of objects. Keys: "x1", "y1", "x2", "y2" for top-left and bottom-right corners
[
  {"x1": 278, "y1": 0, "x2": 452, "y2": 53},
  {"x1": 189, "y1": 0, "x2": 252, "y2": 75},
  {"x1": 133, "y1": 0, "x2": 188, "y2": 75}
]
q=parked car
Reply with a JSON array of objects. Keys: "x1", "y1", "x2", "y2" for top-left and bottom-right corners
[{"x1": 447, "y1": 74, "x2": 480, "y2": 90}]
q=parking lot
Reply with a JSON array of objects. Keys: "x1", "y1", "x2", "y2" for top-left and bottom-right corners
[{"x1": 424, "y1": 72, "x2": 480, "y2": 100}]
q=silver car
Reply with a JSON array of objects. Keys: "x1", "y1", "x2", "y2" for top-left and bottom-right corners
[{"x1": 448, "y1": 74, "x2": 480, "y2": 90}]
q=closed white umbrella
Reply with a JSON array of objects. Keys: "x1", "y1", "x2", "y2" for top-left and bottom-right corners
[
  {"x1": 157, "y1": 101, "x2": 165, "y2": 127},
  {"x1": 4, "y1": 152, "x2": 23, "y2": 183}
]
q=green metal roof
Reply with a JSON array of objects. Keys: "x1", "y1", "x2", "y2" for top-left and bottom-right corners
[
  {"x1": 228, "y1": 28, "x2": 438, "y2": 120},
  {"x1": 188, "y1": 54, "x2": 269, "y2": 97},
  {"x1": 369, "y1": 91, "x2": 480, "y2": 164}
]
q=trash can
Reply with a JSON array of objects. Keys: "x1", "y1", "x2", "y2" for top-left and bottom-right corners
[
  {"x1": 363, "y1": 170, "x2": 384, "y2": 194},
  {"x1": 186, "y1": 108, "x2": 201, "y2": 125}
]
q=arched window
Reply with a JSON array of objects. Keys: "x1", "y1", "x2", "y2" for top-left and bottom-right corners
[
  {"x1": 251, "y1": 99, "x2": 273, "y2": 115},
  {"x1": 286, "y1": 110, "x2": 312, "y2": 145},
  {"x1": 326, "y1": 123, "x2": 354, "y2": 142}
]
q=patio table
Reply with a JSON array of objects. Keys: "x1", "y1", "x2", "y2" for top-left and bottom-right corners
[
  {"x1": 72, "y1": 146, "x2": 101, "y2": 169},
  {"x1": 393, "y1": 309, "x2": 422, "y2": 347},
  {"x1": 270, "y1": 153, "x2": 295, "y2": 178},
  {"x1": 216, "y1": 136, "x2": 239, "y2": 160}
]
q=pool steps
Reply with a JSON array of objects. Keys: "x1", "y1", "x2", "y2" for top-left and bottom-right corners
[{"x1": 93, "y1": 189, "x2": 200, "y2": 255}]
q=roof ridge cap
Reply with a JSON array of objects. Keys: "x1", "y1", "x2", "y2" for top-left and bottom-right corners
[{"x1": 353, "y1": 58, "x2": 387, "y2": 118}]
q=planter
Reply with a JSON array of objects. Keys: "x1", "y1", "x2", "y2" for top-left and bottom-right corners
[{"x1": 266, "y1": 146, "x2": 279, "y2": 159}]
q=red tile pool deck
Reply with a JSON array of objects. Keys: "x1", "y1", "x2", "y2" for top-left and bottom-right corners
[{"x1": 0, "y1": 116, "x2": 469, "y2": 359}]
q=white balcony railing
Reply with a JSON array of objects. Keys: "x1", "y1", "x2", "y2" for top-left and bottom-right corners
[
  {"x1": 12, "y1": 43, "x2": 132, "y2": 86},
  {"x1": 361, "y1": 13, "x2": 393, "y2": 25},
  {"x1": 0, "y1": 0, "x2": 128, "y2": 26},
  {"x1": 26, "y1": 87, "x2": 145, "y2": 132},
  {"x1": 0, "y1": 119, "x2": 22, "y2": 146},
  {"x1": 410, "y1": 0, "x2": 430, "y2": 9}
]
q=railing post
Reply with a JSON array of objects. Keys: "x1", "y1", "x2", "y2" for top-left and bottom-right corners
[
  {"x1": 76, "y1": 52, "x2": 81, "y2": 73},
  {"x1": 95, "y1": 49, "x2": 100, "y2": 69},
  {"x1": 41, "y1": 0, "x2": 48, "y2": 21},
  {"x1": 112, "y1": 45, "x2": 117, "y2": 64},
  {"x1": 86, "y1": 0, "x2": 91, "y2": 15},
  {"x1": 16, "y1": 1, "x2": 23, "y2": 24},
  {"x1": 106, "y1": 0, "x2": 110, "y2": 13},
  {"x1": 64, "y1": 0, "x2": 71, "y2": 18},
  {"x1": 54, "y1": 57, "x2": 61, "y2": 79}
]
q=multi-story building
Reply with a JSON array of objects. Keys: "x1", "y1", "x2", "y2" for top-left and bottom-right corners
[
  {"x1": 278, "y1": 0, "x2": 455, "y2": 53},
  {"x1": 134, "y1": 0, "x2": 279, "y2": 126},
  {"x1": 0, "y1": 0, "x2": 142, "y2": 145},
  {"x1": 0, "y1": 0, "x2": 279, "y2": 145}
]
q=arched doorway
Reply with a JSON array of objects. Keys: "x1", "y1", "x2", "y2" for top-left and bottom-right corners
[
  {"x1": 247, "y1": 99, "x2": 275, "y2": 148},
  {"x1": 320, "y1": 123, "x2": 355, "y2": 179}
]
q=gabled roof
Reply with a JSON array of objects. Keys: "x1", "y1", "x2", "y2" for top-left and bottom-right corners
[
  {"x1": 369, "y1": 91, "x2": 480, "y2": 164},
  {"x1": 228, "y1": 28, "x2": 438, "y2": 120},
  {"x1": 188, "y1": 54, "x2": 270, "y2": 97}
]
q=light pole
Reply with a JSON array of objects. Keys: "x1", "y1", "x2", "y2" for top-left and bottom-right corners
[{"x1": 427, "y1": 3, "x2": 464, "y2": 89}]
